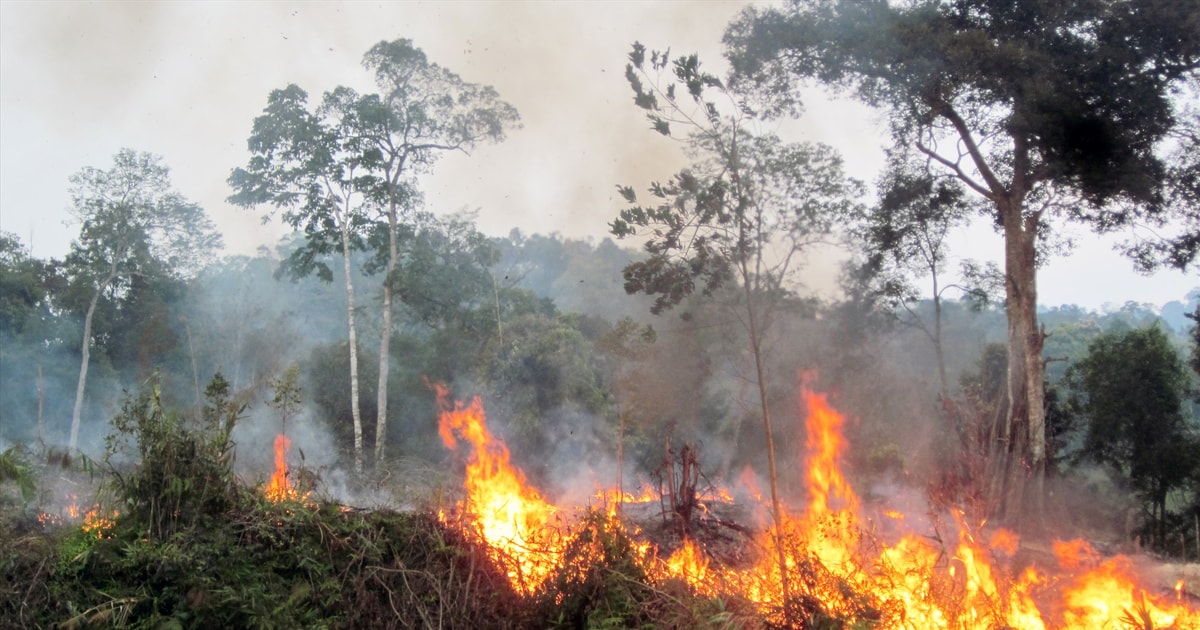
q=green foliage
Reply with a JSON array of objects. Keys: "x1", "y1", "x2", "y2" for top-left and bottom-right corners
[
  {"x1": 307, "y1": 341, "x2": 379, "y2": 460},
  {"x1": 374, "y1": 210, "x2": 500, "y2": 330},
  {"x1": 105, "y1": 374, "x2": 241, "y2": 540},
  {"x1": 0, "y1": 232, "x2": 55, "y2": 337},
  {"x1": 1, "y1": 384, "x2": 527, "y2": 629},
  {"x1": 268, "y1": 364, "x2": 304, "y2": 433},
  {"x1": 1067, "y1": 325, "x2": 1200, "y2": 548},
  {"x1": 615, "y1": 44, "x2": 862, "y2": 316},
  {"x1": 958, "y1": 342, "x2": 1008, "y2": 409},
  {"x1": 6, "y1": 500, "x2": 526, "y2": 629},
  {"x1": 0, "y1": 446, "x2": 36, "y2": 506},
  {"x1": 481, "y1": 313, "x2": 611, "y2": 474}
]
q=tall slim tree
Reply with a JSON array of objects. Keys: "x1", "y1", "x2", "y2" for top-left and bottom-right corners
[
  {"x1": 66, "y1": 149, "x2": 220, "y2": 453},
  {"x1": 725, "y1": 0, "x2": 1200, "y2": 526},
  {"x1": 1186, "y1": 304, "x2": 1200, "y2": 400},
  {"x1": 612, "y1": 44, "x2": 862, "y2": 610},
  {"x1": 229, "y1": 85, "x2": 373, "y2": 473},
  {"x1": 232, "y1": 39, "x2": 519, "y2": 468},
  {"x1": 595, "y1": 317, "x2": 657, "y2": 504},
  {"x1": 852, "y1": 164, "x2": 990, "y2": 399},
  {"x1": 354, "y1": 39, "x2": 520, "y2": 464}
]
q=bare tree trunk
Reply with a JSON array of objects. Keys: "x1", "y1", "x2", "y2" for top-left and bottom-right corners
[
  {"x1": 616, "y1": 407, "x2": 626, "y2": 512},
  {"x1": 70, "y1": 269, "x2": 116, "y2": 454},
  {"x1": 340, "y1": 226, "x2": 365, "y2": 474},
  {"x1": 492, "y1": 272, "x2": 504, "y2": 346},
  {"x1": 375, "y1": 204, "x2": 399, "y2": 466},
  {"x1": 182, "y1": 315, "x2": 201, "y2": 410},
  {"x1": 932, "y1": 275, "x2": 948, "y2": 399},
  {"x1": 989, "y1": 198, "x2": 1046, "y2": 529},
  {"x1": 744, "y1": 285, "x2": 792, "y2": 613},
  {"x1": 36, "y1": 364, "x2": 44, "y2": 443}
]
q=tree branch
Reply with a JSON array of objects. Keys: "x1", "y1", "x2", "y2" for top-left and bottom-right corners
[
  {"x1": 928, "y1": 99, "x2": 1006, "y2": 197},
  {"x1": 915, "y1": 138, "x2": 994, "y2": 199}
]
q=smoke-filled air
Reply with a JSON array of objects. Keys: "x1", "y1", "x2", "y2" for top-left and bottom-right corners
[{"x1": 2, "y1": 2, "x2": 1200, "y2": 628}]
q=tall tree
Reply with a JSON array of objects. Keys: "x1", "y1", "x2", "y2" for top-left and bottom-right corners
[
  {"x1": 354, "y1": 39, "x2": 520, "y2": 465},
  {"x1": 1187, "y1": 304, "x2": 1200, "y2": 400},
  {"x1": 232, "y1": 39, "x2": 519, "y2": 468},
  {"x1": 612, "y1": 44, "x2": 861, "y2": 611},
  {"x1": 725, "y1": 0, "x2": 1200, "y2": 527},
  {"x1": 66, "y1": 149, "x2": 220, "y2": 453},
  {"x1": 229, "y1": 84, "x2": 374, "y2": 473}
]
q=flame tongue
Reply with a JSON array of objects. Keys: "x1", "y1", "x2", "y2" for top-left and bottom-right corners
[
  {"x1": 265, "y1": 433, "x2": 301, "y2": 502},
  {"x1": 801, "y1": 387, "x2": 859, "y2": 522},
  {"x1": 429, "y1": 378, "x2": 1198, "y2": 627},
  {"x1": 436, "y1": 384, "x2": 560, "y2": 593}
]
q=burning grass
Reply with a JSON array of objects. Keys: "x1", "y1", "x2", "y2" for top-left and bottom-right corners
[
  {"x1": 429, "y1": 380, "x2": 1200, "y2": 629},
  {"x1": 2, "y1": 379, "x2": 1198, "y2": 628}
]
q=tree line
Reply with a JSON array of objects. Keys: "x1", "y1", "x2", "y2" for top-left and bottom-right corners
[{"x1": 2, "y1": 4, "x2": 1199, "y2": 558}]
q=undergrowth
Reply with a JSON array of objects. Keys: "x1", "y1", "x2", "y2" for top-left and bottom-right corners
[{"x1": 0, "y1": 377, "x2": 767, "y2": 629}]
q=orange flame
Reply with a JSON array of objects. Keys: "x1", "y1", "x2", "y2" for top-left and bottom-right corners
[
  {"x1": 264, "y1": 433, "x2": 303, "y2": 502},
  {"x1": 429, "y1": 375, "x2": 1198, "y2": 628},
  {"x1": 654, "y1": 375, "x2": 1199, "y2": 628},
  {"x1": 82, "y1": 507, "x2": 117, "y2": 538},
  {"x1": 435, "y1": 384, "x2": 562, "y2": 593},
  {"x1": 665, "y1": 539, "x2": 711, "y2": 589}
]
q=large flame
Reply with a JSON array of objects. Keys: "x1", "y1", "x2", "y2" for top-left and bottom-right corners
[
  {"x1": 434, "y1": 378, "x2": 1198, "y2": 628},
  {"x1": 264, "y1": 433, "x2": 303, "y2": 502},
  {"x1": 435, "y1": 384, "x2": 562, "y2": 593},
  {"x1": 654, "y1": 376, "x2": 1199, "y2": 628}
]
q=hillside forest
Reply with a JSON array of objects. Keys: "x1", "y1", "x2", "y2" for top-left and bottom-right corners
[{"x1": 2, "y1": 2, "x2": 1200, "y2": 627}]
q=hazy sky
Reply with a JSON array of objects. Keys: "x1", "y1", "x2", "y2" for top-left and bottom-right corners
[{"x1": 1, "y1": 1, "x2": 1195, "y2": 310}]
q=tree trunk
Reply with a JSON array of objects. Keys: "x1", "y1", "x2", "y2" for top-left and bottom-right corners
[
  {"x1": 340, "y1": 225, "x2": 365, "y2": 474},
  {"x1": 989, "y1": 198, "x2": 1046, "y2": 530},
  {"x1": 182, "y1": 315, "x2": 201, "y2": 410},
  {"x1": 70, "y1": 269, "x2": 116, "y2": 454},
  {"x1": 932, "y1": 276, "x2": 948, "y2": 400},
  {"x1": 375, "y1": 203, "x2": 399, "y2": 466},
  {"x1": 36, "y1": 364, "x2": 44, "y2": 443},
  {"x1": 617, "y1": 406, "x2": 626, "y2": 512},
  {"x1": 744, "y1": 284, "x2": 792, "y2": 613}
]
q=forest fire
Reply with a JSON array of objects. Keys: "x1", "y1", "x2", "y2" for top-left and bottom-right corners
[
  {"x1": 263, "y1": 433, "x2": 303, "y2": 503},
  {"x1": 435, "y1": 381, "x2": 1199, "y2": 627},
  {"x1": 37, "y1": 494, "x2": 116, "y2": 538},
  {"x1": 435, "y1": 384, "x2": 564, "y2": 594}
]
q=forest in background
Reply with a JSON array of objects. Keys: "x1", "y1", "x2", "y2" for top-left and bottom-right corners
[
  {"x1": 2, "y1": 1, "x2": 1199, "y2": 624},
  {"x1": 3, "y1": 222, "x2": 1198, "y2": 544}
]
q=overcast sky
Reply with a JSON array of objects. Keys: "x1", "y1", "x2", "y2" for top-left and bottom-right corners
[{"x1": 1, "y1": 1, "x2": 1195, "y2": 310}]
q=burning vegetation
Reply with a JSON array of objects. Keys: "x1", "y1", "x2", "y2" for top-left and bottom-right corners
[
  {"x1": 1, "y1": 365, "x2": 1198, "y2": 628},
  {"x1": 1, "y1": 7, "x2": 1198, "y2": 628},
  {"x1": 425, "y1": 379, "x2": 1200, "y2": 628}
]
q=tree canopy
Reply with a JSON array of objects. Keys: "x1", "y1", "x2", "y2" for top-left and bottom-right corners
[
  {"x1": 65, "y1": 149, "x2": 221, "y2": 453},
  {"x1": 724, "y1": 0, "x2": 1200, "y2": 527},
  {"x1": 1067, "y1": 325, "x2": 1199, "y2": 546}
]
